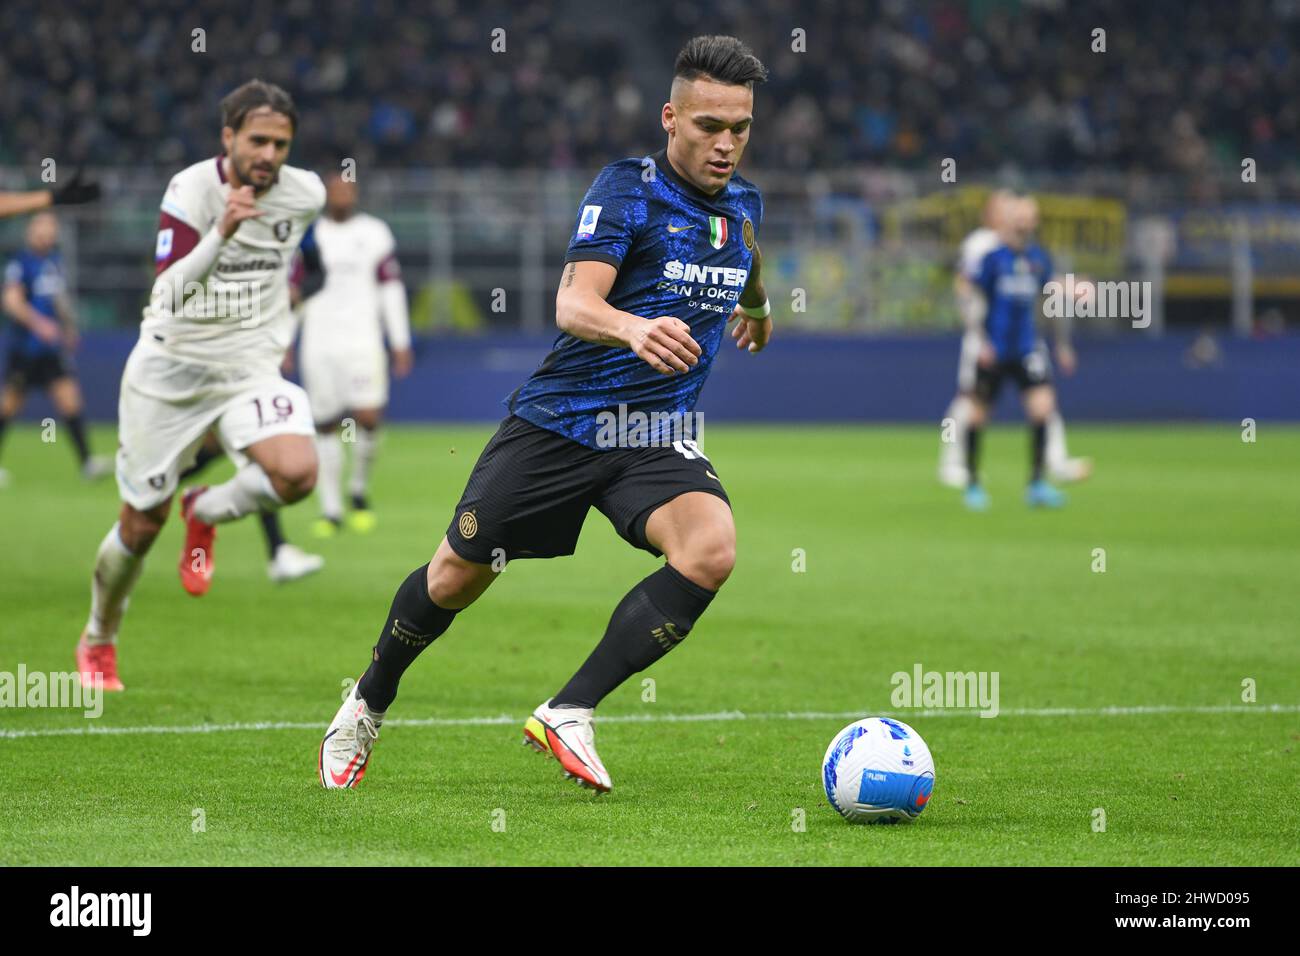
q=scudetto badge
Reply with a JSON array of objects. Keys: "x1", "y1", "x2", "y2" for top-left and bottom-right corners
[{"x1": 458, "y1": 511, "x2": 478, "y2": 539}]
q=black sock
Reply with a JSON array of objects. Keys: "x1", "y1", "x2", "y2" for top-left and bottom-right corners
[
  {"x1": 966, "y1": 426, "x2": 982, "y2": 486},
  {"x1": 179, "y1": 443, "x2": 223, "y2": 480},
  {"x1": 1031, "y1": 421, "x2": 1047, "y2": 483},
  {"x1": 551, "y1": 564, "x2": 717, "y2": 710},
  {"x1": 356, "y1": 563, "x2": 459, "y2": 711},
  {"x1": 64, "y1": 415, "x2": 90, "y2": 465},
  {"x1": 351, "y1": 493, "x2": 370, "y2": 511},
  {"x1": 259, "y1": 510, "x2": 286, "y2": 559}
]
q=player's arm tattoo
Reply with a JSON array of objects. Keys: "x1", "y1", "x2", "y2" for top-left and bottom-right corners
[
  {"x1": 738, "y1": 237, "x2": 767, "y2": 309},
  {"x1": 563, "y1": 262, "x2": 576, "y2": 289}
]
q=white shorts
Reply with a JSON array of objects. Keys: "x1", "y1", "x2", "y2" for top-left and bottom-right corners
[
  {"x1": 956, "y1": 330, "x2": 982, "y2": 394},
  {"x1": 115, "y1": 339, "x2": 315, "y2": 511},
  {"x1": 300, "y1": 344, "x2": 388, "y2": 425}
]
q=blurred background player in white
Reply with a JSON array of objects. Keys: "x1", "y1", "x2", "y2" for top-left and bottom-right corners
[
  {"x1": 1, "y1": 212, "x2": 111, "y2": 485},
  {"x1": 940, "y1": 191, "x2": 1091, "y2": 489},
  {"x1": 294, "y1": 173, "x2": 412, "y2": 536},
  {"x1": 77, "y1": 80, "x2": 324, "y2": 691}
]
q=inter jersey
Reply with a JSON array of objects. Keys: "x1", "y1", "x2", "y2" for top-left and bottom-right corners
[
  {"x1": 3, "y1": 250, "x2": 64, "y2": 357},
  {"x1": 508, "y1": 149, "x2": 764, "y2": 448},
  {"x1": 973, "y1": 243, "x2": 1052, "y2": 360}
]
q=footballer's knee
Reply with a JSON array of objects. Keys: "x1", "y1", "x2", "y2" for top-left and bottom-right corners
[
  {"x1": 267, "y1": 460, "x2": 317, "y2": 502},
  {"x1": 118, "y1": 500, "x2": 169, "y2": 554},
  {"x1": 672, "y1": 530, "x2": 736, "y2": 592},
  {"x1": 426, "y1": 536, "x2": 496, "y2": 609}
]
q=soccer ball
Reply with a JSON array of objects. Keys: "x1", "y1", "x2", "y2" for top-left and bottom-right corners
[{"x1": 822, "y1": 717, "x2": 935, "y2": 824}]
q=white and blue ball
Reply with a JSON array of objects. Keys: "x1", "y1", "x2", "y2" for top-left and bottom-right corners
[{"x1": 822, "y1": 717, "x2": 935, "y2": 824}]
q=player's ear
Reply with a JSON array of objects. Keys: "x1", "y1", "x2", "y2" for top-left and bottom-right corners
[
  {"x1": 661, "y1": 102, "x2": 675, "y2": 135},
  {"x1": 220, "y1": 126, "x2": 234, "y2": 154}
]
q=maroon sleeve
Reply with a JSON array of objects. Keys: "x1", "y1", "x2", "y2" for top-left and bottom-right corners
[
  {"x1": 289, "y1": 251, "x2": 305, "y2": 290},
  {"x1": 376, "y1": 252, "x2": 401, "y2": 282},
  {"x1": 154, "y1": 212, "x2": 202, "y2": 277}
]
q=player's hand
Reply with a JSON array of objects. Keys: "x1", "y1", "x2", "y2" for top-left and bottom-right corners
[
  {"x1": 32, "y1": 315, "x2": 63, "y2": 345},
  {"x1": 977, "y1": 340, "x2": 996, "y2": 369},
  {"x1": 1056, "y1": 342, "x2": 1077, "y2": 377},
  {"x1": 630, "y1": 316, "x2": 701, "y2": 375},
  {"x1": 219, "y1": 185, "x2": 264, "y2": 240},
  {"x1": 728, "y1": 306, "x2": 772, "y2": 354},
  {"x1": 52, "y1": 168, "x2": 101, "y2": 206},
  {"x1": 392, "y1": 347, "x2": 414, "y2": 379}
]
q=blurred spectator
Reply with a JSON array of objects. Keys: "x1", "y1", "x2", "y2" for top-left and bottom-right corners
[{"x1": 1, "y1": 0, "x2": 1298, "y2": 179}]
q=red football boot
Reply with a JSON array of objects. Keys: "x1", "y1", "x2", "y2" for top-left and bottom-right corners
[
  {"x1": 178, "y1": 486, "x2": 217, "y2": 596},
  {"x1": 77, "y1": 632, "x2": 125, "y2": 692}
]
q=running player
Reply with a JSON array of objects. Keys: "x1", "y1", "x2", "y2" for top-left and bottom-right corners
[
  {"x1": 76, "y1": 80, "x2": 324, "y2": 691},
  {"x1": 963, "y1": 196, "x2": 1073, "y2": 510},
  {"x1": 320, "y1": 36, "x2": 771, "y2": 793},
  {"x1": 294, "y1": 174, "x2": 412, "y2": 536},
  {"x1": 940, "y1": 190, "x2": 1090, "y2": 489},
  {"x1": 1, "y1": 212, "x2": 110, "y2": 483}
]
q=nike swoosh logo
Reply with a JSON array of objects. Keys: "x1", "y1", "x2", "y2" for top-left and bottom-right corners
[
  {"x1": 706, "y1": 470, "x2": 719, "y2": 480},
  {"x1": 667, "y1": 223, "x2": 696, "y2": 233},
  {"x1": 330, "y1": 751, "x2": 365, "y2": 786}
]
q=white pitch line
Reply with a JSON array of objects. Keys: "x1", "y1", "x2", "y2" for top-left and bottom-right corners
[{"x1": 0, "y1": 703, "x2": 1296, "y2": 741}]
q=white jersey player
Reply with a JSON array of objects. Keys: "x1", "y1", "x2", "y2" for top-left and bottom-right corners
[
  {"x1": 939, "y1": 190, "x2": 1091, "y2": 489},
  {"x1": 292, "y1": 174, "x2": 411, "y2": 536},
  {"x1": 76, "y1": 81, "x2": 324, "y2": 692}
]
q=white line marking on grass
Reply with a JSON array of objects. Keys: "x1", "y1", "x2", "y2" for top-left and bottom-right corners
[{"x1": 1, "y1": 703, "x2": 1297, "y2": 741}]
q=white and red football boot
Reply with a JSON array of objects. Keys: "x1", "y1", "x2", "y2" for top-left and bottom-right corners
[
  {"x1": 523, "y1": 699, "x2": 612, "y2": 794},
  {"x1": 319, "y1": 683, "x2": 384, "y2": 789}
]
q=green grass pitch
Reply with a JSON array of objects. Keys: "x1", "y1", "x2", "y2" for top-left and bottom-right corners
[{"x1": 1, "y1": 422, "x2": 1297, "y2": 866}]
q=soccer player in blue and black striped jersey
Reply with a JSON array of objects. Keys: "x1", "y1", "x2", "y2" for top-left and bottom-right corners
[
  {"x1": 320, "y1": 36, "x2": 773, "y2": 792},
  {"x1": 1, "y1": 212, "x2": 109, "y2": 484},
  {"x1": 963, "y1": 197, "x2": 1071, "y2": 510}
]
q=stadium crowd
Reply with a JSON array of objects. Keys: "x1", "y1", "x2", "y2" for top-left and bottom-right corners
[{"x1": 1, "y1": 0, "x2": 1297, "y2": 181}]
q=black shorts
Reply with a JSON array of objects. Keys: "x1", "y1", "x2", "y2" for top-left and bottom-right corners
[
  {"x1": 974, "y1": 344, "x2": 1052, "y2": 403},
  {"x1": 4, "y1": 349, "x2": 71, "y2": 391},
  {"x1": 445, "y1": 415, "x2": 730, "y2": 563}
]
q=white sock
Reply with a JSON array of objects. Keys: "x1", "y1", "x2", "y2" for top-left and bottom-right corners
[
  {"x1": 193, "y1": 464, "x2": 282, "y2": 524},
  {"x1": 1046, "y1": 411, "x2": 1069, "y2": 469},
  {"x1": 85, "y1": 522, "x2": 144, "y2": 646},
  {"x1": 316, "y1": 431, "x2": 344, "y2": 520},
  {"x1": 941, "y1": 396, "x2": 971, "y2": 469},
  {"x1": 349, "y1": 427, "x2": 379, "y2": 503}
]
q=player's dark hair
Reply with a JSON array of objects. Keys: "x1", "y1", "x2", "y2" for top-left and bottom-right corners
[
  {"x1": 674, "y1": 35, "x2": 768, "y2": 87},
  {"x1": 220, "y1": 79, "x2": 298, "y2": 133}
]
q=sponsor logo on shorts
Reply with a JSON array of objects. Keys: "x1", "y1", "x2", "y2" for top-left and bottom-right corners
[
  {"x1": 148, "y1": 474, "x2": 166, "y2": 490},
  {"x1": 458, "y1": 510, "x2": 478, "y2": 539}
]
